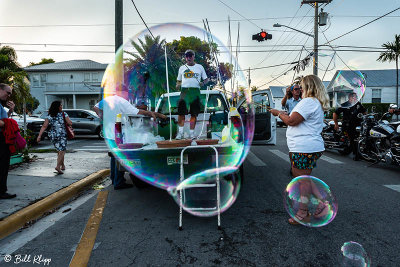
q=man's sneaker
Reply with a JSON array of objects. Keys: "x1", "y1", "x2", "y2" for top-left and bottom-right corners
[
  {"x1": 176, "y1": 132, "x2": 183, "y2": 140},
  {"x1": 188, "y1": 131, "x2": 197, "y2": 140},
  {"x1": 0, "y1": 192, "x2": 17, "y2": 199}
]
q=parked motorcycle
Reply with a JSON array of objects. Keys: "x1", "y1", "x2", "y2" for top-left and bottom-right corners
[
  {"x1": 356, "y1": 111, "x2": 400, "y2": 165},
  {"x1": 322, "y1": 120, "x2": 352, "y2": 155}
]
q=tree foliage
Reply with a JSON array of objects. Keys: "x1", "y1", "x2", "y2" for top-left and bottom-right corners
[
  {"x1": 124, "y1": 34, "x2": 233, "y2": 108},
  {"x1": 28, "y1": 58, "x2": 55, "y2": 66},
  {"x1": 0, "y1": 45, "x2": 35, "y2": 113},
  {"x1": 377, "y1": 34, "x2": 400, "y2": 105}
]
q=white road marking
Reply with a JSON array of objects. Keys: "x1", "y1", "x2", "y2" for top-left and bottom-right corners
[
  {"x1": 269, "y1": 150, "x2": 290, "y2": 163},
  {"x1": 247, "y1": 151, "x2": 267, "y2": 167},
  {"x1": 74, "y1": 148, "x2": 109, "y2": 151},
  {"x1": 0, "y1": 180, "x2": 111, "y2": 262},
  {"x1": 82, "y1": 146, "x2": 109, "y2": 148},
  {"x1": 39, "y1": 140, "x2": 83, "y2": 150},
  {"x1": 384, "y1": 185, "x2": 400, "y2": 193},
  {"x1": 320, "y1": 155, "x2": 343, "y2": 164}
]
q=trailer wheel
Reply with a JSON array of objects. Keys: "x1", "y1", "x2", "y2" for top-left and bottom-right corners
[{"x1": 129, "y1": 173, "x2": 149, "y2": 188}]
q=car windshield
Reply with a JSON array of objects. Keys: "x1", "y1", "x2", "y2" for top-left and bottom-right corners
[
  {"x1": 86, "y1": 110, "x2": 99, "y2": 118},
  {"x1": 158, "y1": 94, "x2": 227, "y2": 115}
]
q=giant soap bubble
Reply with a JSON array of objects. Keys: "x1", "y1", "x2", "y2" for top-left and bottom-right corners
[
  {"x1": 341, "y1": 241, "x2": 371, "y2": 267},
  {"x1": 168, "y1": 166, "x2": 241, "y2": 217},
  {"x1": 331, "y1": 69, "x2": 366, "y2": 108},
  {"x1": 284, "y1": 175, "x2": 338, "y2": 227},
  {"x1": 101, "y1": 23, "x2": 254, "y2": 190}
]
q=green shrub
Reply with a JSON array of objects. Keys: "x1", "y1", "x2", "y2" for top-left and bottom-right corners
[
  {"x1": 362, "y1": 103, "x2": 391, "y2": 117},
  {"x1": 324, "y1": 103, "x2": 392, "y2": 119},
  {"x1": 21, "y1": 128, "x2": 37, "y2": 148}
]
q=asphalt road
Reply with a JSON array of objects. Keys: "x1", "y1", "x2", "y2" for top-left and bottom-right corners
[{"x1": 1, "y1": 128, "x2": 399, "y2": 266}]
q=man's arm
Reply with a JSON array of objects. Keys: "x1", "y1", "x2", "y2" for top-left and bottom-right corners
[
  {"x1": 281, "y1": 87, "x2": 291, "y2": 107},
  {"x1": 6, "y1": 101, "x2": 15, "y2": 117},
  {"x1": 0, "y1": 119, "x2": 4, "y2": 128},
  {"x1": 333, "y1": 112, "x2": 340, "y2": 131},
  {"x1": 200, "y1": 78, "x2": 209, "y2": 87},
  {"x1": 137, "y1": 109, "x2": 167, "y2": 120},
  {"x1": 93, "y1": 106, "x2": 103, "y2": 120},
  {"x1": 176, "y1": 80, "x2": 182, "y2": 91}
]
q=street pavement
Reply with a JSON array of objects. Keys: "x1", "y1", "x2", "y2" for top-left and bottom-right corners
[
  {"x1": 0, "y1": 128, "x2": 400, "y2": 266},
  {"x1": 0, "y1": 136, "x2": 110, "y2": 220}
]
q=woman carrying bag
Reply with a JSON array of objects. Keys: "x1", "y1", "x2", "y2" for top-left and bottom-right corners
[{"x1": 37, "y1": 101, "x2": 73, "y2": 174}]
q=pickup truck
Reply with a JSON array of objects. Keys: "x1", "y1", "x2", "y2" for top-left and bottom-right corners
[{"x1": 113, "y1": 89, "x2": 246, "y2": 189}]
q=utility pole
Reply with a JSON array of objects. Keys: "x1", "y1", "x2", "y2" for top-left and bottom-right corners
[
  {"x1": 302, "y1": 0, "x2": 332, "y2": 77},
  {"x1": 313, "y1": 2, "x2": 318, "y2": 76},
  {"x1": 248, "y1": 67, "x2": 251, "y2": 88},
  {"x1": 115, "y1": 0, "x2": 123, "y2": 94},
  {"x1": 115, "y1": 0, "x2": 123, "y2": 52}
]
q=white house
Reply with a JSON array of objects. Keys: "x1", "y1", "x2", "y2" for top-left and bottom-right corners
[
  {"x1": 268, "y1": 86, "x2": 285, "y2": 110},
  {"x1": 326, "y1": 69, "x2": 400, "y2": 106},
  {"x1": 24, "y1": 60, "x2": 108, "y2": 112}
]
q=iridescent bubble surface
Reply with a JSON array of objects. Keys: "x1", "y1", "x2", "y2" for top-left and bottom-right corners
[
  {"x1": 283, "y1": 175, "x2": 338, "y2": 227},
  {"x1": 168, "y1": 166, "x2": 241, "y2": 217},
  {"x1": 331, "y1": 69, "x2": 366, "y2": 108},
  {"x1": 101, "y1": 23, "x2": 253, "y2": 189},
  {"x1": 341, "y1": 241, "x2": 371, "y2": 267}
]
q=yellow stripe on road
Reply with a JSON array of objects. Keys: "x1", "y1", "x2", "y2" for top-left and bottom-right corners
[{"x1": 69, "y1": 191, "x2": 108, "y2": 267}]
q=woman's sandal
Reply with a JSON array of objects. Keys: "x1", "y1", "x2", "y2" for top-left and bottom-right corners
[
  {"x1": 314, "y1": 201, "x2": 329, "y2": 218},
  {"x1": 288, "y1": 208, "x2": 311, "y2": 225},
  {"x1": 54, "y1": 167, "x2": 64, "y2": 175}
]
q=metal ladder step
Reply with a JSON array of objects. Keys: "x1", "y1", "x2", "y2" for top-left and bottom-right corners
[{"x1": 181, "y1": 183, "x2": 216, "y2": 188}]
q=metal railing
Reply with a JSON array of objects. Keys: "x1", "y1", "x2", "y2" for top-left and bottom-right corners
[{"x1": 44, "y1": 82, "x2": 101, "y2": 92}]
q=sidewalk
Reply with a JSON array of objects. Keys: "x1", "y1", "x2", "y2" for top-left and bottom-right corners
[{"x1": 0, "y1": 151, "x2": 110, "y2": 221}]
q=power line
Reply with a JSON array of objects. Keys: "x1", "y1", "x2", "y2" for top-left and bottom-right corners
[
  {"x1": 130, "y1": 0, "x2": 155, "y2": 39},
  {"x1": 12, "y1": 48, "x2": 386, "y2": 54},
  {"x1": 216, "y1": 0, "x2": 262, "y2": 29},
  {"x1": 251, "y1": 5, "x2": 303, "y2": 68},
  {"x1": 0, "y1": 42, "x2": 386, "y2": 50},
  {"x1": 326, "y1": 6, "x2": 400, "y2": 44},
  {"x1": 1, "y1": 15, "x2": 398, "y2": 28}
]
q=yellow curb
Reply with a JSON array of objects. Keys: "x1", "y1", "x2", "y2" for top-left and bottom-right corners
[{"x1": 0, "y1": 169, "x2": 110, "y2": 240}]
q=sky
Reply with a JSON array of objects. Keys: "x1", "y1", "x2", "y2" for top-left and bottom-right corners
[{"x1": 1, "y1": 0, "x2": 399, "y2": 88}]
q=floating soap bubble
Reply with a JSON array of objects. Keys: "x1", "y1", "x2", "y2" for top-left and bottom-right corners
[
  {"x1": 283, "y1": 175, "x2": 338, "y2": 227},
  {"x1": 331, "y1": 69, "x2": 366, "y2": 108},
  {"x1": 341, "y1": 241, "x2": 371, "y2": 267},
  {"x1": 168, "y1": 166, "x2": 241, "y2": 217},
  {"x1": 101, "y1": 23, "x2": 254, "y2": 189}
]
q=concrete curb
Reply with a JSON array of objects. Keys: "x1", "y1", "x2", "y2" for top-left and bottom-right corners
[{"x1": 0, "y1": 169, "x2": 110, "y2": 240}]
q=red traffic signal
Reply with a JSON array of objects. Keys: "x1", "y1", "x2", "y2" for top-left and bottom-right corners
[{"x1": 252, "y1": 30, "x2": 272, "y2": 42}]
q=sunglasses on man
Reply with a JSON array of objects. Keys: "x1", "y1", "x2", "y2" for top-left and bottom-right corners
[{"x1": 185, "y1": 53, "x2": 194, "y2": 58}]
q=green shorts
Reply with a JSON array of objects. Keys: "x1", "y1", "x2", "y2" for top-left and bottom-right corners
[{"x1": 178, "y1": 87, "x2": 201, "y2": 116}]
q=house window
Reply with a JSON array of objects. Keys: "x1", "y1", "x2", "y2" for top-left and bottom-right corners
[
  {"x1": 31, "y1": 75, "x2": 40, "y2": 87},
  {"x1": 372, "y1": 89, "x2": 381, "y2": 103},
  {"x1": 89, "y1": 99, "x2": 96, "y2": 110},
  {"x1": 92, "y1": 73, "x2": 98, "y2": 82},
  {"x1": 84, "y1": 73, "x2": 91, "y2": 82},
  {"x1": 40, "y1": 74, "x2": 47, "y2": 85}
]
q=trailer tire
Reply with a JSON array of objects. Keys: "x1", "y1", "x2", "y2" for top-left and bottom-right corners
[{"x1": 129, "y1": 173, "x2": 149, "y2": 188}]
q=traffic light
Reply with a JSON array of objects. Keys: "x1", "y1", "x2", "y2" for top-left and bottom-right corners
[{"x1": 252, "y1": 30, "x2": 272, "y2": 42}]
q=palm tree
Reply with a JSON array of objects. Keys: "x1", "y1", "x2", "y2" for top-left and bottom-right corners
[
  {"x1": 377, "y1": 34, "x2": 400, "y2": 106},
  {"x1": 0, "y1": 46, "x2": 32, "y2": 113},
  {"x1": 125, "y1": 35, "x2": 179, "y2": 108}
]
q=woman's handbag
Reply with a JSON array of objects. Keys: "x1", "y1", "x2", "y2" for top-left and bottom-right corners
[
  {"x1": 15, "y1": 131, "x2": 27, "y2": 150},
  {"x1": 63, "y1": 112, "x2": 75, "y2": 140}
]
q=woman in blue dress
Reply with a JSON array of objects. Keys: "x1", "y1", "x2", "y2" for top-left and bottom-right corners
[{"x1": 37, "y1": 101, "x2": 72, "y2": 174}]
